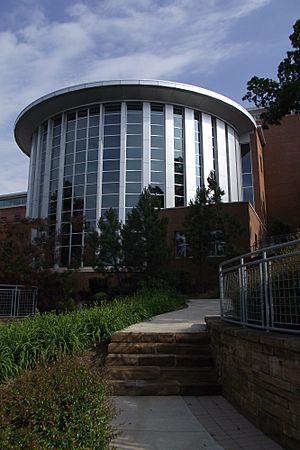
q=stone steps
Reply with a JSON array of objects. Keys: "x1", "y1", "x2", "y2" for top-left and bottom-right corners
[
  {"x1": 106, "y1": 354, "x2": 214, "y2": 367},
  {"x1": 106, "y1": 331, "x2": 222, "y2": 396}
]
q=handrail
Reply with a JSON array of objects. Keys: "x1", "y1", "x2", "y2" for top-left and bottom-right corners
[{"x1": 219, "y1": 240, "x2": 300, "y2": 334}]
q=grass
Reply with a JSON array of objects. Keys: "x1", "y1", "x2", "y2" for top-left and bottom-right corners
[{"x1": 0, "y1": 288, "x2": 184, "y2": 383}]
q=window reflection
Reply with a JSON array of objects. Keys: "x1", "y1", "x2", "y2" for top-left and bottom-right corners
[
  {"x1": 241, "y1": 143, "x2": 254, "y2": 206},
  {"x1": 125, "y1": 103, "x2": 143, "y2": 208},
  {"x1": 174, "y1": 107, "x2": 184, "y2": 207},
  {"x1": 150, "y1": 103, "x2": 165, "y2": 207},
  {"x1": 102, "y1": 104, "x2": 121, "y2": 216}
]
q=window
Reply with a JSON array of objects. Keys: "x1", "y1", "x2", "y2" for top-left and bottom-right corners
[
  {"x1": 194, "y1": 112, "x2": 202, "y2": 188},
  {"x1": 150, "y1": 104, "x2": 165, "y2": 208},
  {"x1": 241, "y1": 143, "x2": 254, "y2": 206},
  {"x1": 125, "y1": 103, "x2": 143, "y2": 209},
  {"x1": 174, "y1": 107, "x2": 184, "y2": 207},
  {"x1": 209, "y1": 230, "x2": 226, "y2": 257},
  {"x1": 175, "y1": 232, "x2": 191, "y2": 258},
  {"x1": 102, "y1": 103, "x2": 121, "y2": 216}
]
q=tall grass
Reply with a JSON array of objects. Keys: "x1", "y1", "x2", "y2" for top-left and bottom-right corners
[{"x1": 0, "y1": 289, "x2": 184, "y2": 383}]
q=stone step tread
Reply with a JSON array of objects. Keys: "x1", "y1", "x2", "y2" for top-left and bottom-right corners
[
  {"x1": 111, "y1": 331, "x2": 210, "y2": 344},
  {"x1": 110, "y1": 380, "x2": 222, "y2": 396},
  {"x1": 108, "y1": 342, "x2": 212, "y2": 355},
  {"x1": 107, "y1": 366, "x2": 218, "y2": 382},
  {"x1": 106, "y1": 353, "x2": 214, "y2": 367}
]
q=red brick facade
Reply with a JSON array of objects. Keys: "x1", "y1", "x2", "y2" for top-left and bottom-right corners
[
  {"x1": 261, "y1": 115, "x2": 300, "y2": 231},
  {"x1": 0, "y1": 205, "x2": 26, "y2": 222}
]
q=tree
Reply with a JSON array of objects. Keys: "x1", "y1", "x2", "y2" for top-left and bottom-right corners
[
  {"x1": 87, "y1": 208, "x2": 123, "y2": 289},
  {"x1": 243, "y1": 19, "x2": 300, "y2": 124},
  {"x1": 184, "y1": 172, "x2": 224, "y2": 270},
  {"x1": 0, "y1": 218, "x2": 74, "y2": 311},
  {"x1": 0, "y1": 218, "x2": 54, "y2": 284},
  {"x1": 121, "y1": 187, "x2": 170, "y2": 278},
  {"x1": 184, "y1": 172, "x2": 242, "y2": 286}
]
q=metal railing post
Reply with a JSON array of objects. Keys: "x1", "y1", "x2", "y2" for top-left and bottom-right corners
[
  {"x1": 262, "y1": 251, "x2": 270, "y2": 331},
  {"x1": 268, "y1": 260, "x2": 274, "y2": 329},
  {"x1": 239, "y1": 257, "x2": 246, "y2": 326},
  {"x1": 14, "y1": 286, "x2": 18, "y2": 317},
  {"x1": 219, "y1": 265, "x2": 224, "y2": 318}
]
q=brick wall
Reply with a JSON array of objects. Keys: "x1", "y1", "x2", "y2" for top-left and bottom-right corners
[
  {"x1": 0, "y1": 205, "x2": 26, "y2": 222},
  {"x1": 262, "y1": 115, "x2": 300, "y2": 231},
  {"x1": 207, "y1": 318, "x2": 300, "y2": 450}
]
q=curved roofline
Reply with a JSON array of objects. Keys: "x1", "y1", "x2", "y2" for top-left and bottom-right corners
[{"x1": 14, "y1": 79, "x2": 256, "y2": 156}]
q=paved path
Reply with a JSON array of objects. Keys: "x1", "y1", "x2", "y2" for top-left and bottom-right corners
[
  {"x1": 112, "y1": 395, "x2": 282, "y2": 450},
  {"x1": 123, "y1": 298, "x2": 221, "y2": 333},
  {"x1": 111, "y1": 299, "x2": 283, "y2": 450}
]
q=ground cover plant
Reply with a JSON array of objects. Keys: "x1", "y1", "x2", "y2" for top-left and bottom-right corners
[
  {"x1": 0, "y1": 357, "x2": 115, "y2": 449},
  {"x1": 0, "y1": 288, "x2": 184, "y2": 383}
]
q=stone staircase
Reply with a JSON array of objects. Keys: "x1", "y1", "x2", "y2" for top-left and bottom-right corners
[{"x1": 106, "y1": 331, "x2": 222, "y2": 395}]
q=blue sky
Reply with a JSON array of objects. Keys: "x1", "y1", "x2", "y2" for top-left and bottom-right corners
[{"x1": 0, "y1": 0, "x2": 299, "y2": 194}]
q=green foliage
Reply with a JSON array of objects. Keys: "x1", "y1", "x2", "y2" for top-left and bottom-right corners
[
  {"x1": 243, "y1": 19, "x2": 300, "y2": 124},
  {"x1": 90, "y1": 208, "x2": 123, "y2": 271},
  {"x1": 121, "y1": 187, "x2": 170, "y2": 277},
  {"x1": 184, "y1": 171, "x2": 225, "y2": 267},
  {"x1": 0, "y1": 218, "x2": 54, "y2": 284},
  {"x1": 0, "y1": 289, "x2": 184, "y2": 383},
  {"x1": 184, "y1": 172, "x2": 242, "y2": 288},
  {"x1": 0, "y1": 218, "x2": 76, "y2": 312},
  {"x1": 93, "y1": 291, "x2": 108, "y2": 304},
  {"x1": 0, "y1": 357, "x2": 115, "y2": 449}
]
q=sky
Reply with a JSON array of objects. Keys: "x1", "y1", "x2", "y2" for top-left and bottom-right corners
[{"x1": 0, "y1": 0, "x2": 299, "y2": 195}]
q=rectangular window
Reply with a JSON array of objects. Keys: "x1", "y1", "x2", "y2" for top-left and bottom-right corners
[
  {"x1": 150, "y1": 104, "x2": 165, "y2": 208},
  {"x1": 241, "y1": 143, "x2": 254, "y2": 206},
  {"x1": 125, "y1": 103, "x2": 143, "y2": 210},
  {"x1": 175, "y1": 232, "x2": 191, "y2": 258},
  {"x1": 101, "y1": 104, "x2": 121, "y2": 216},
  {"x1": 194, "y1": 112, "x2": 202, "y2": 188}
]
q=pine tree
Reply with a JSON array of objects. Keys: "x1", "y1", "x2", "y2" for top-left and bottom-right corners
[
  {"x1": 88, "y1": 208, "x2": 123, "y2": 288},
  {"x1": 121, "y1": 187, "x2": 170, "y2": 278},
  {"x1": 184, "y1": 172, "x2": 225, "y2": 275}
]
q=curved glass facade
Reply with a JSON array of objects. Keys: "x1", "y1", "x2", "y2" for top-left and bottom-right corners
[{"x1": 26, "y1": 99, "x2": 245, "y2": 267}]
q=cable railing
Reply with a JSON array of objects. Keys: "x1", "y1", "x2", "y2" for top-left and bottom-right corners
[
  {"x1": 0, "y1": 285, "x2": 37, "y2": 318},
  {"x1": 219, "y1": 240, "x2": 300, "y2": 334}
]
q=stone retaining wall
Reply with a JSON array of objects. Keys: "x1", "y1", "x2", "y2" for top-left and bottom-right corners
[{"x1": 206, "y1": 318, "x2": 300, "y2": 450}]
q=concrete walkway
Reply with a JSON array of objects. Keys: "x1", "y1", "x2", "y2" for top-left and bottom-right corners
[
  {"x1": 123, "y1": 298, "x2": 221, "y2": 333},
  {"x1": 111, "y1": 299, "x2": 283, "y2": 450}
]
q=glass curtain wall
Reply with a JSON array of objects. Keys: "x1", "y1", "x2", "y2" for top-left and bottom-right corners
[
  {"x1": 101, "y1": 104, "x2": 121, "y2": 216},
  {"x1": 241, "y1": 143, "x2": 254, "y2": 206},
  {"x1": 125, "y1": 103, "x2": 143, "y2": 213},
  {"x1": 194, "y1": 112, "x2": 202, "y2": 189},
  {"x1": 33, "y1": 100, "x2": 239, "y2": 267},
  {"x1": 174, "y1": 107, "x2": 185, "y2": 206},
  {"x1": 211, "y1": 117, "x2": 217, "y2": 175},
  {"x1": 38, "y1": 123, "x2": 48, "y2": 217},
  {"x1": 150, "y1": 104, "x2": 165, "y2": 207},
  {"x1": 60, "y1": 107, "x2": 100, "y2": 267},
  {"x1": 49, "y1": 117, "x2": 61, "y2": 237}
]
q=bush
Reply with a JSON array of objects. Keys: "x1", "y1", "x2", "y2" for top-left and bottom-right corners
[
  {"x1": 0, "y1": 289, "x2": 184, "y2": 383},
  {"x1": 0, "y1": 357, "x2": 115, "y2": 449}
]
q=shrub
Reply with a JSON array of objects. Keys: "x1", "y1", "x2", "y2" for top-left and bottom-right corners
[{"x1": 0, "y1": 357, "x2": 115, "y2": 449}]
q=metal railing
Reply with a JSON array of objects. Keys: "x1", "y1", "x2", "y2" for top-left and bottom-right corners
[
  {"x1": 0, "y1": 285, "x2": 37, "y2": 318},
  {"x1": 219, "y1": 240, "x2": 300, "y2": 334}
]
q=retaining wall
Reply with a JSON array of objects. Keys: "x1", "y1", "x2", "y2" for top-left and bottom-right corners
[{"x1": 206, "y1": 318, "x2": 300, "y2": 450}]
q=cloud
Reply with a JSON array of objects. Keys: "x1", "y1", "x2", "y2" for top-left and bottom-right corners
[{"x1": 0, "y1": 0, "x2": 270, "y2": 193}]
